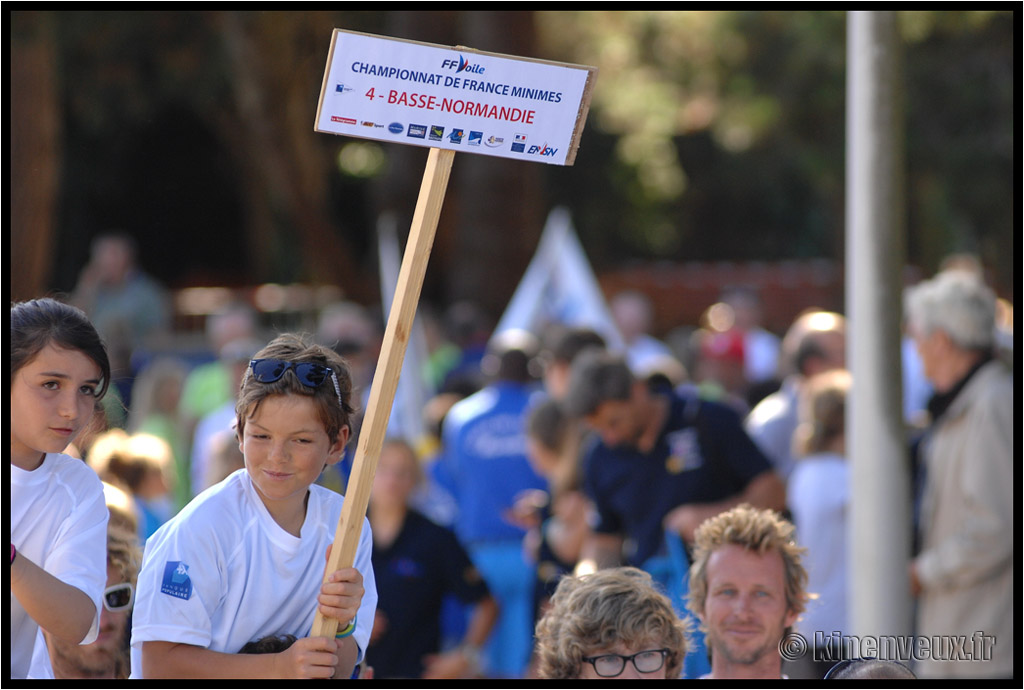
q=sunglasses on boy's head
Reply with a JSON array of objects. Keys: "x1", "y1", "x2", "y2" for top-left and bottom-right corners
[
  {"x1": 245, "y1": 358, "x2": 352, "y2": 413},
  {"x1": 103, "y1": 582, "x2": 134, "y2": 612}
]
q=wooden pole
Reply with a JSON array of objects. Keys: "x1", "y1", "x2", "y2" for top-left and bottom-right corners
[{"x1": 310, "y1": 147, "x2": 455, "y2": 637}]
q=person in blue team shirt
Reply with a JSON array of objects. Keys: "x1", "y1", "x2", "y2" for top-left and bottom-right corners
[{"x1": 440, "y1": 329, "x2": 548, "y2": 678}]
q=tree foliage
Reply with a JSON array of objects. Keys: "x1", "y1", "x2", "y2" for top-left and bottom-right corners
[
  {"x1": 10, "y1": 10, "x2": 1015, "y2": 306},
  {"x1": 537, "y1": 10, "x2": 1014, "y2": 294}
]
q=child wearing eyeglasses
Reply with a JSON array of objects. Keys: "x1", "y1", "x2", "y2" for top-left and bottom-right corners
[
  {"x1": 534, "y1": 566, "x2": 691, "y2": 679},
  {"x1": 10, "y1": 298, "x2": 113, "y2": 680},
  {"x1": 129, "y1": 333, "x2": 377, "y2": 679}
]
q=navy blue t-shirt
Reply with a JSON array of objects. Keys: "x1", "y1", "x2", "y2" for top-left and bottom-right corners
[
  {"x1": 583, "y1": 391, "x2": 772, "y2": 566},
  {"x1": 364, "y1": 510, "x2": 490, "y2": 679}
]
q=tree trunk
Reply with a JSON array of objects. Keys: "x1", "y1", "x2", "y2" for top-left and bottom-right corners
[
  {"x1": 218, "y1": 11, "x2": 371, "y2": 299},
  {"x1": 450, "y1": 12, "x2": 545, "y2": 320},
  {"x1": 10, "y1": 11, "x2": 62, "y2": 302}
]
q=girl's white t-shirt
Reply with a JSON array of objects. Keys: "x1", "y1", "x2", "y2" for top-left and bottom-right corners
[
  {"x1": 787, "y1": 452, "x2": 849, "y2": 640},
  {"x1": 10, "y1": 453, "x2": 109, "y2": 679},
  {"x1": 129, "y1": 469, "x2": 377, "y2": 678}
]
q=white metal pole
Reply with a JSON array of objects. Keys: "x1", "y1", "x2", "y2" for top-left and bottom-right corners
[{"x1": 845, "y1": 10, "x2": 913, "y2": 643}]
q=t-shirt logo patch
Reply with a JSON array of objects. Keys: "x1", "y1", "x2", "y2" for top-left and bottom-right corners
[
  {"x1": 161, "y1": 561, "x2": 194, "y2": 600},
  {"x1": 390, "y1": 558, "x2": 423, "y2": 579},
  {"x1": 665, "y1": 428, "x2": 703, "y2": 474}
]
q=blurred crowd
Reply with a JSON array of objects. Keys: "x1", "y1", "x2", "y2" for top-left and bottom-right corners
[{"x1": 18, "y1": 231, "x2": 1015, "y2": 680}]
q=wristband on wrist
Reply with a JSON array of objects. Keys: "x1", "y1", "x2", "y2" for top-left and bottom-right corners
[{"x1": 335, "y1": 617, "x2": 357, "y2": 639}]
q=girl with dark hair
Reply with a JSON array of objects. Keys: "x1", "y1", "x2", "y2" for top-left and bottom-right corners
[{"x1": 10, "y1": 297, "x2": 113, "y2": 679}]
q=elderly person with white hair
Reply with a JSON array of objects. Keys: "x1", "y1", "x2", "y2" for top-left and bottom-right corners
[{"x1": 904, "y1": 269, "x2": 1013, "y2": 680}]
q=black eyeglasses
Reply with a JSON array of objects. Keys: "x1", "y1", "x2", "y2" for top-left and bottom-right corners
[
  {"x1": 582, "y1": 648, "x2": 669, "y2": 677},
  {"x1": 103, "y1": 582, "x2": 134, "y2": 612},
  {"x1": 245, "y1": 359, "x2": 351, "y2": 413}
]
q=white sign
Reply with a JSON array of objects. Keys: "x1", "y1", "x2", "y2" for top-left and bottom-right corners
[{"x1": 315, "y1": 29, "x2": 596, "y2": 166}]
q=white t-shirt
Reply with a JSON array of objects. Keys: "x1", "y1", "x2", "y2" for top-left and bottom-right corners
[
  {"x1": 787, "y1": 453, "x2": 849, "y2": 640},
  {"x1": 188, "y1": 400, "x2": 236, "y2": 496},
  {"x1": 129, "y1": 469, "x2": 377, "y2": 678},
  {"x1": 27, "y1": 629, "x2": 58, "y2": 678},
  {"x1": 10, "y1": 453, "x2": 109, "y2": 679}
]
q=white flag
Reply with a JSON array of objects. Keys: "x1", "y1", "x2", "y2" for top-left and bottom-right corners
[
  {"x1": 494, "y1": 207, "x2": 624, "y2": 350},
  {"x1": 378, "y1": 213, "x2": 434, "y2": 444}
]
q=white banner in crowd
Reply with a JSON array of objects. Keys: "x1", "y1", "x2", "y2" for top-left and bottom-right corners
[
  {"x1": 315, "y1": 29, "x2": 596, "y2": 166},
  {"x1": 377, "y1": 213, "x2": 433, "y2": 445},
  {"x1": 494, "y1": 207, "x2": 624, "y2": 350}
]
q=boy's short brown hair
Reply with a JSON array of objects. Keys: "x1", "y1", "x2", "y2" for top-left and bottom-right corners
[{"x1": 235, "y1": 333, "x2": 356, "y2": 445}]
